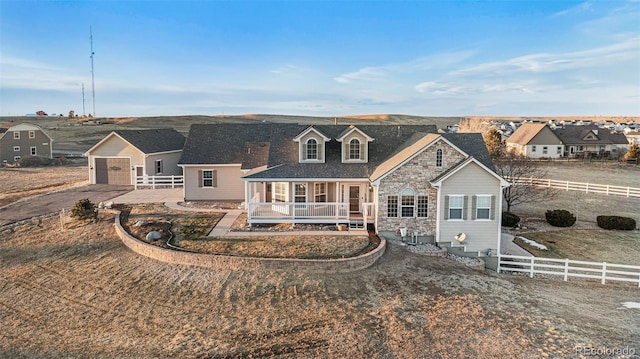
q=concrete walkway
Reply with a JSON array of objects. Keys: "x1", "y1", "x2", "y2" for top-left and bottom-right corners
[
  {"x1": 500, "y1": 233, "x2": 533, "y2": 257},
  {"x1": 110, "y1": 188, "x2": 183, "y2": 204}
]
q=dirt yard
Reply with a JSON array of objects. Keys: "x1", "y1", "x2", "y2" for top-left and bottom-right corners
[
  {"x1": 0, "y1": 165, "x2": 88, "y2": 207},
  {"x1": 1, "y1": 216, "x2": 638, "y2": 358}
]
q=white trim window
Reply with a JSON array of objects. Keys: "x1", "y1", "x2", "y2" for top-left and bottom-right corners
[
  {"x1": 532, "y1": 145, "x2": 537, "y2": 152},
  {"x1": 314, "y1": 182, "x2": 327, "y2": 202},
  {"x1": 417, "y1": 195, "x2": 428, "y2": 218},
  {"x1": 155, "y1": 159, "x2": 163, "y2": 174},
  {"x1": 294, "y1": 183, "x2": 307, "y2": 203},
  {"x1": 556, "y1": 146, "x2": 562, "y2": 155},
  {"x1": 401, "y1": 188, "x2": 415, "y2": 218},
  {"x1": 13, "y1": 146, "x2": 20, "y2": 152},
  {"x1": 542, "y1": 146, "x2": 548, "y2": 155},
  {"x1": 436, "y1": 149, "x2": 443, "y2": 167},
  {"x1": 30, "y1": 147, "x2": 37, "y2": 156},
  {"x1": 349, "y1": 138, "x2": 361, "y2": 160},
  {"x1": 13, "y1": 132, "x2": 20, "y2": 140},
  {"x1": 446, "y1": 195, "x2": 465, "y2": 220},
  {"x1": 199, "y1": 169, "x2": 217, "y2": 188},
  {"x1": 273, "y1": 182, "x2": 288, "y2": 202},
  {"x1": 29, "y1": 130, "x2": 35, "y2": 139},
  {"x1": 475, "y1": 195, "x2": 491, "y2": 220},
  {"x1": 306, "y1": 139, "x2": 318, "y2": 160},
  {"x1": 14, "y1": 156, "x2": 21, "y2": 162},
  {"x1": 387, "y1": 195, "x2": 398, "y2": 218}
]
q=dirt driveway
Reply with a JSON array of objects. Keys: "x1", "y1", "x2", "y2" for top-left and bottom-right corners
[{"x1": 0, "y1": 184, "x2": 132, "y2": 226}]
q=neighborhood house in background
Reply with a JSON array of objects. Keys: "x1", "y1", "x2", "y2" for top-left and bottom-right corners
[{"x1": 0, "y1": 123, "x2": 54, "y2": 164}]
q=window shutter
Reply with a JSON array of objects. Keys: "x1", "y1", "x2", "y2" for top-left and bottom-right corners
[
  {"x1": 471, "y1": 195, "x2": 477, "y2": 220},
  {"x1": 463, "y1": 195, "x2": 468, "y2": 220},
  {"x1": 343, "y1": 142, "x2": 348, "y2": 161},
  {"x1": 302, "y1": 143, "x2": 307, "y2": 161},
  {"x1": 212, "y1": 170, "x2": 218, "y2": 187},
  {"x1": 198, "y1": 170, "x2": 203, "y2": 187},
  {"x1": 444, "y1": 195, "x2": 449, "y2": 220},
  {"x1": 360, "y1": 143, "x2": 365, "y2": 160},
  {"x1": 318, "y1": 141, "x2": 323, "y2": 161},
  {"x1": 490, "y1": 195, "x2": 496, "y2": 220}
]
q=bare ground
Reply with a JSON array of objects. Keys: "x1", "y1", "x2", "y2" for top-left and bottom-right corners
[
  {"x1": 1, "y1": 216, "x2": 638, "y2": 358},
  {"x1": 0, "y1": 165, "x2": 88, "y2": 207}
]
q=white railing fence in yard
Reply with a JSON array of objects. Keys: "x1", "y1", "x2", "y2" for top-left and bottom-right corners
[
  {"x1": 507, "y1": 177, "x2": 640, "y2": 198},
  {"x1": 134, "y1": 175, "x2": 184, "y2": 189},
  {"x1": 498, "y1": 254, "x2": 640, "y2": 287}
]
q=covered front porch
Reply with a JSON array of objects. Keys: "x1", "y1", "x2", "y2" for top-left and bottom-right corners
[{"x1": 244, "y1": 180, "x2": 375, "y2": 227}]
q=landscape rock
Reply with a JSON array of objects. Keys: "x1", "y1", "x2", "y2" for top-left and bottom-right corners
[
  {"x1": 146, "y1": 231, "x2": 162, "y2": 240},
  {"x1": 134, "y1": 220, "x2": 149, "y2": 227}
]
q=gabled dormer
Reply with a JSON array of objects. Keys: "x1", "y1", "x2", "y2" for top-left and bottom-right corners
[
  {"x1": 293, "y1": 126, "x2": 330, "y2": 163},
  {"x1": 336, "y1": 125, "x2": 374, "y2": 163},
  {"x1": 583, "y1": 130, "x2": 600, "y2": 141}
]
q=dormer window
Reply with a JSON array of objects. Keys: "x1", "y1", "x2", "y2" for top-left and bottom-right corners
[
  {"x1": 306, "y1": 138, "x2": 318, "y2": 160},
  {"x1": 337, "y1": 125, "x2": 374, "y2": 163},
  {"x1": 349, "y1": 139, "x2": 361, "y2": 160}
]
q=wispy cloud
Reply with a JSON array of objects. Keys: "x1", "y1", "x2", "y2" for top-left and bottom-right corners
[{"x1": 551, "y1": 1, "x2": 593, "y2": 17}]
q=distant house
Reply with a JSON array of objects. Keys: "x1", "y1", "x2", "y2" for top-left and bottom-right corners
[
  {"x1": 553, "y1": 125, "x2": 629, "y2": 158},
  {"x1": 178, "y1": 123, "x2": 509, "y2": 263},
  {"x1": 625, "y1": 132, "x2": 640, "y2": 146},
  {"x1": 0, "y1": 123, "x2": 54, "y2": 163},
  {"x1": 36, "y1": 110, "x2": 48, "y2": 116},
  {"x1": 85, "y1": 129, "x2": 185, "y2": 185},
  {"x1": 505, "y1": 123, "x2": 564, "y2": 159}
]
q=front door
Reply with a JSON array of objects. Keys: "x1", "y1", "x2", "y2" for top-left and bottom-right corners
[{"x1": 349, "y1": 185, "x2": 360, "y2": 213}]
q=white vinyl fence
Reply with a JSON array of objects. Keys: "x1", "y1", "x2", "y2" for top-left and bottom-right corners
[
  {"x1": 134, "y1": 175, "x2": 184, "y2": 189},
  {"x1": 507, "y1": 177, "x2": 640, "y2": 198},
  {"x1": 498, "y1": 254, "x2": 640, "y2": 287}
]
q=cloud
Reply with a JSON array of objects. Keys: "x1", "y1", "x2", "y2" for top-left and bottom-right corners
[
  {"x1": 334, "y1": 50, "x2": 476, "y2": 83},
  {"x1": 551, "y1": 1, "x2": 593, "y2": 17}
]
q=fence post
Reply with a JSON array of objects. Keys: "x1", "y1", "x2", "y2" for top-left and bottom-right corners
[
  {"x1": 606, "y1": 185, "x2": 610, "y2": 195},
  {"x1": 497, "y1": 255, "x2": 501, "y2": 273},
  {"x1": 628, "y1": 187, "x2": 631, "y2": 198},
  {"x1": 585, "y1": 183, "x2": 589, "y2": 194},
  {"x1": 530, "y1": 257, "x2": 535, "y2": 278},
  {"x1": 565, "y1": 181, "x2": 569, "y2": 191},
  {"x1": 564, "y1": 258, "x2": 569, "y2": 281},
  {"x1": 601, "y1": 262, "x2": 607, "y2": 285}
]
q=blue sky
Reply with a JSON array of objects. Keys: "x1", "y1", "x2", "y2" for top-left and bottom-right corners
[{"x1": 1, "y1": 0, "x2": 639, "y2": 117}]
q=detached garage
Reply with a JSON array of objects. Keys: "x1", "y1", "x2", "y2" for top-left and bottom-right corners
[{"x1": 85, "y1": 129, "x2": 185, "y2": 185}]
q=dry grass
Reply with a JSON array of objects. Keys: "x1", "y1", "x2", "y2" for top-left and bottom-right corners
[
  {"x1": 515, "y1": 229, "x2": 640, "y2": 265},
  {"x1": 179, "y1": 235, "x2": 370, "y2": 259},
  {"x1": 1, "y1": 216, "x2": 638, "y2": 358},
  {"x1": 0, "y1": 166, "x2": 87, "y2": 207}
]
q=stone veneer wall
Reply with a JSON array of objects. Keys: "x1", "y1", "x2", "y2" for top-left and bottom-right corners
[
  {"x1": 377, "y1": 141, "x2": 465, "y2": 235},
  {"x1": 114, "y1": 211, "x2": 386, "y2": 273}
]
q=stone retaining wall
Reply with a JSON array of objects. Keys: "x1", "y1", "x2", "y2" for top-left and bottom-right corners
[{"x1": 114, "y1": 211, "x2": 386, "y2": 273}]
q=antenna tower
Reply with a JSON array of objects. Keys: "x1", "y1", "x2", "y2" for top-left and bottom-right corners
[
  {"x1": 90, "y1": 26, "x2": 96, "y2": 117},
  {"x1": 82, "y1": 83, "x2": 86, "y2": 116}
]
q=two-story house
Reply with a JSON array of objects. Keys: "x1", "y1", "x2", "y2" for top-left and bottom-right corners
[
  {"x1": 0, "y1": 123, "x2": 54, "y2": 164},
  {"x1": 179, "y1": 123, "x2": 509, "y2": 264}
]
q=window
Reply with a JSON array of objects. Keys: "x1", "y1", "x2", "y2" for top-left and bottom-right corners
[
  {"x1": 417, "y1": 196, "x2": 428, "y2": 217},
  {"x1": 306, "y1": 139, "x2": 317, "y2": 160},
  {"x1": 387, "y1": 195, "x2": 398, "y2": 218},
  {"x1": 155, "y1": 159, "x2": 163, "y2": 174},
  {"x1": 448, "y1": 195, "x2": 464, "y2": 220},
  {"x1": 274, "y1": 182, "x2": 288, "y2": 202},
  {"x1": 314, "y1": 182, "x2": 327, "y2": 202},
  {"x1": 294, "y1": 183, "x2": 307, "y2": 203},
  {"x1": 13, "y1": 132, "x2": 20, "y2": 139},
  {"x1": 542, "y1": 146, "x2": 548, "y2": 155},
  {"x1": 14, "y1": 156, "x2": 21, "y2": 162},
  {"x1": 436, "y1": 149, "x2": 443, "y2": 167},
  {"x1": 475, "y1": 195, "x2": 491, "y2": 220},
  {"x1": 532, "y1": 145, "x2": 537, "y2": 152},
  {"x1": 29, "y1": 131, "x2": 35, "y2": 139},
  {"x1": 401, "y1": 188, "x2": 415, "y2": 218},
  {"x1": 557, "y1": 146, "x2": 562, "y2": 155},
  {"x1": 349, "y1": 138, "x2": 361, "y2": 160},
  {"x1": 30, "y1": 147, "x2": 37, "y2": 156},
  {"x1": 200, "y1": 170, "x2": 217, "y2": 188},
  {"x1": 13, "y1": 146, "x2": 20, "y2": 152}
]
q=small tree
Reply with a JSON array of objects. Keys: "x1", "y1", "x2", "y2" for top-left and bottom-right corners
[
  {"x1": 625, "y1": 144, "x2": 640, "y2": 160},
  {"x1": 70, "y1": 198, "x2": 97, "y2": 221},
  {"x1": 68, "y1": 110, "x2": 75, "y2": 119},
  {"x1": 484, "y1": 128, "x2": 504, "y2": 158},
  {"x1": 494, "y1": 151, "x2": 555, "y2": 212}
]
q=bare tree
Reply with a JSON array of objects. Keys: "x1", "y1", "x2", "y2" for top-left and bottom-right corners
[
  {"x1": 493, "y1": 151, "x2": 555, "y2": 212},
  {"x1": 457, "y1": 118, "x2": 492, "y2": 135},
  {"x1": 484, "y1": 128, "x2": 504, "y2": 158}
]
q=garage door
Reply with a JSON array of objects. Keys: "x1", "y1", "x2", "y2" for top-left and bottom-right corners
[{"x1": 95, "y1": 158, "x2": 131, "y2": 185}]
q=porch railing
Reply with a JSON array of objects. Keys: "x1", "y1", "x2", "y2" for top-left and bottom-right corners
[
  {"x1": 134, "y1": 175, "x2": 184, "y2": 189},
  {"x1": 248, "y1": 202, "x2": 350, "y2": 224}
]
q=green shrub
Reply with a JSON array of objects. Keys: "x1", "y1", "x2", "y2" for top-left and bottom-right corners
[
  {"x1": 70, "y1": 198, "x2": 97, "y2": 221},
  {"x1": 545, "y1": 209, "x2": 576, "y2": 227},
  {"x1": 596, "y1": 216, "x2": 636, "y2": 230},
  {"x1": 502, "y1": 212, "x2": 520, "y2": 227}
]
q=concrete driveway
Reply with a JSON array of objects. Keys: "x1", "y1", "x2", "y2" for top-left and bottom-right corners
[{"x1": 0, "y1": 184, "x2": 133, "y2": 226}]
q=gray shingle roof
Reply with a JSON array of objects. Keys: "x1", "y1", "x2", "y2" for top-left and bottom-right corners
[
  {"x1": 115, "y1": 129, "x2": 185, "y2": 154},
  {"x1": 552, "y1": 125, "x2": 628, "y2": 145},
  {"x1": 179, "y1": 123, "x2": 494, "y2": 179}
]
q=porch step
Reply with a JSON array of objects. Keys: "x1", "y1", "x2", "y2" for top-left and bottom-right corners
[{"x1": 349, "y1": 219, "x2": 365, "y2": 230}]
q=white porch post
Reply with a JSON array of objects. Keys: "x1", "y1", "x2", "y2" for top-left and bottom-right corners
[{"x1": 244, "y1": 181, "x2": 249, "y2": 210}]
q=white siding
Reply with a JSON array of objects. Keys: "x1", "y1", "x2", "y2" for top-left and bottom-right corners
[
  {"x1": 183, "y1": 165, "x2": 244, "y2": 201},
  {"x1": 438, "y1": 162, "x2": 501, "y2": 254}
]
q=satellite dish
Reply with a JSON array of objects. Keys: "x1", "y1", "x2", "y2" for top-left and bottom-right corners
[{"x1": 455, "y1": 233, "x2": 466, "y2": 243}]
